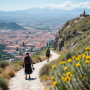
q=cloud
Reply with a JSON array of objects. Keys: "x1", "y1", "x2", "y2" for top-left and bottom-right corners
[
  {"x1": 78, "y1": 1, "x2": 90, "y2": 8},
  {"x1": 40, "y1": 1, "x2": 90, "y2": 10}
]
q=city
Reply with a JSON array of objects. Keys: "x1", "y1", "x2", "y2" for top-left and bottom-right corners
[{"x1": 0, "y1": 28, "x2": 58, "y2": 60}]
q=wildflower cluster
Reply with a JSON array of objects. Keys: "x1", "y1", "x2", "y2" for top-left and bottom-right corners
[{"x1": 47, "y1": 47, "x2": 90, "y2": 90}]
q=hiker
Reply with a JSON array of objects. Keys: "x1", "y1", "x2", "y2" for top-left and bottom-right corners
[
  {"x1": 23, "y1": 52, "x2": 33, "y2": 80},
  {"x1": 46, "y1": 47, "x2": 50, "y2": 62}
]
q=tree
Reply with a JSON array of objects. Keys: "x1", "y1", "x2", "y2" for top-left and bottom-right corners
[
  {"x1": 23, "y1": 42, "x2": 25, "y2": 47},
  {"x1": 16, "y1": 47, "x2": 18, "y2": 51}
]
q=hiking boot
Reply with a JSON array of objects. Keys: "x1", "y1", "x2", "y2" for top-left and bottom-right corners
[
  {"x1": 25, "y1": 76, "x2": 27, "y2": 80},
  {"x1": 29, "y1": 76, "x2": 30, "y2": 79},
  {"x1": 47, "y1": 60, "x2": 49, "y2": 62}
]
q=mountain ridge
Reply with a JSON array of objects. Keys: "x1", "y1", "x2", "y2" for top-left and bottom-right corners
[{"x1": 0, "y1": 7, "x2": 90, "y2": 18}]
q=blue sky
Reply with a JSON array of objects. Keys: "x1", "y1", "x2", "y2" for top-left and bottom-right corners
[{"x1": 0, "y1": 0, "x2": 90, "y2": 11}]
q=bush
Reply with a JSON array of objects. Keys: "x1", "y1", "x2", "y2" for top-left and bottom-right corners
[
  {"x1": 31, "y1": 55, "x2": 42, "y2": 63},
  {"x1": 65, "y1": 51, "x2": 72, "y2": 60},
  {"x1": 76, "y1": 44, "x2": 82, "y2": 50},
  {"x1": 72, "y1": 29, "x2": 76, "y2": 34},
  {"x1": 0, "y1": 61, "x2": 9, "y2": 68},
  {"x1": 1, "y1": 74, "x2": 10, "y2": 79},
  {"x1": 13, "y1": 64, "x2": 22, "y2": 71},
  {"x1": 49, "y1": 47, "x2": 90, "y2": 90},
  {"x1": 39, "y1": 64, "x2": 51, "y2": 77},
  {"x1": 58, "y1": 54, "x2": 65, "y2": 61},
  {"x1": 0, "y1": 77, "x2": 8, "y2": 90},
  {"x1": 40, "y1": 75, "x2": 49, "y2": 81},
  {"x1": 37, "y1": 56, "x2": 42, "y2": 62},
  {"x1": 8, "y1": 71, "x2": 15, "y2": 77},
  {"x1": 82, "y1": 28, "x2": 87, "y2": 31}
]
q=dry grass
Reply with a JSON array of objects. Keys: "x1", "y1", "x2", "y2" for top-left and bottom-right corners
[
  {"x1": 42, "y1": 80, "x2": 53, "y2": 90},
  {"x1": 13, "y1": 64, "x2": 22, "y2": 72},
  {"x1": 0, "y1": 64, "x2": 22, "y2": 90}
]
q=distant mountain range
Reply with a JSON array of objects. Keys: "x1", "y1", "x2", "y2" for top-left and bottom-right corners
[
  {"x1": 0, "y1": 7, "x2": 90, "y2": 18},
  {"x1": 0, "y1": 22, "x2": 26, "y2": 30}
]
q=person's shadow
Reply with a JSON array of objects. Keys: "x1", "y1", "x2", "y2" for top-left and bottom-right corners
[{"x1": 26, "y1": 78, "x2": 36, "y2": 80}]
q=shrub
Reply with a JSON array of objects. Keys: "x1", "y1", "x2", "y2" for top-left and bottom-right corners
[
  {"x1": 82, "y1": 28, "x2": 87, "y2": 31},
  {"x1": 39, "y1": 64, "x2": 51, "y2": 77},
  {"x1": 58, "y1": 54, "x2": 65, "y2": 61},
  {"x1": 76, "y1": 44, "x2": 82, "y2": 50},
  {"x1": 0, "y1": 77, "x2": 8, "y2": 90},
  {"x1": 37, "y1": 56, "x2": 42, "y2": 62},
  {"x1": 0, "y1": 68, "x2": 3, "y2": 74},
  {"x1": 17, "y1": 59, "x2": 23, "y2": 66},
  {"x1": 49, "y1": 47, "x2": 90, "y2": 90},
  {"x1": 65, "y1": 51, "x2": 72, "y2": 60},
  {"x1": 32, "y1": 60, "x2": 36, "y2": 64},
  {"x1": 43, "y1": 75, "x2": 48, "y2": 81},
  {"x1": 72, "y1": 29, "x2": 76, "y2": 34},
  {"x1": 13, "y1": 64, "x2": 21, "y2": 71},
  {"x1": 8, "y1": 71, "x2": 15, "y2": 77},
  {"x1": 0, "y1": 61, "x2": 9, "y2": 68},
  {"x1": 71, "y1": 51, "x2": 80, "y2": 57},
  {"x1": 1, "y1": 74, "x2": 10, "y2": 79}
]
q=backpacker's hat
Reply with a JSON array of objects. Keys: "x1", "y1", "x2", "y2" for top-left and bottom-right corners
[{"x1": 26, "y1": 52, "x2": 29, "y2": 55}]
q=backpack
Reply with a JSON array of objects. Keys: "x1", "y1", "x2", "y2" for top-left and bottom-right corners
[
  {"x1": 24, "y1": 55, "x2": 30, "y2": 64},
  {"x1": 46, "y1": 49, "x2": 50, "y2": 54}
]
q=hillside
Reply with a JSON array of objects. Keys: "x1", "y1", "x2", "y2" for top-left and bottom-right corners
[
  {"x1": 54, "y1": 16, "x2": 90, "y2": 54},
  {"x1": 39, "y1": 16, "x2": 90, "y2": 90},
  {"x1": 0, "y1": 22, "x2": 26, "y2": 30}
]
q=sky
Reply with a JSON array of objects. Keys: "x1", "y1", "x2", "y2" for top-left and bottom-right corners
[{"x1": 0, "y1": 0, "x2": 90, "y2": 11}]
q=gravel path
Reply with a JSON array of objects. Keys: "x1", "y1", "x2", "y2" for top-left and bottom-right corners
[{"x1": 8, "y1": 51, "x2": 59, "y2": 90}]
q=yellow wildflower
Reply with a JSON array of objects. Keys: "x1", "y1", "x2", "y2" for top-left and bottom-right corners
[
  {"x1": 86, "y1": 56, "x2": 90, "y2": 60},
  {"x1": 83, "y1": 76, "x2": 86, "y2": 79},
  {"x1": 64, "y1": 67, "x2": 68, "y2": 70},
  {"x1": 52, "y1": 65, "x2": 56, "y2": 69},
  {"x1": 53, "y1": 81, "x2": 57, "y2": 87},
  {"x1": 45, "y1": 89, "x2": 49, "y2": 90},
  {"x1": 82, "y1": 54, "x2": 85, "y2": 58},
  {"x1": 65, "y1": 72, "x2": 71, "y2": 76},
  {"x1": 68, "y1": 59, "x2": 71, "y2": 62},
  {"x1": 63, "y1": 61, "x2": 66, "y2": 64},
  {"x1": 85, "y1": 47, "x2": 90, "y2": 50},
  {"x1": 62, "y1": 77, "x2": 65, "y2": 80},
  {"x1": 78, "y1": 55, "x2": 81, "y2": 59},
  {"x1": 65, "y1": 77, "x2": 69, "y2": 80},
  {"x1": 85, "y1": 60, "x2": 89, "y2": 64},
  {"x1": 63, "y1": 78, "x2": 67, "y2": 82},
  {"x1": 70, "y1": 74, "x2": 72, "y2": 77},
  {"x1": 84, "y1": 52, "x2": 87, "y2": 54},
  {"x1": 51, "y1": 77, "x2": 54, "y2": 80},
  {"x1": 73, "y1": 56, "x2": 76, "y2": 59},
  {"x1": 60, "y1": 61, "x2": 62, "y2": 64},
  {"x1": 68, "y1": 77, "x2": 71, "y2": 81},
  {"x1": 75, "y1": 58, "x2": 80, "y2": 60},
  {"x1": 76, "y1": 63, "x2": 81, "y2": 67},
  {"x1": 80, "y1": 76, "x2": 82, "y2": 78}
]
